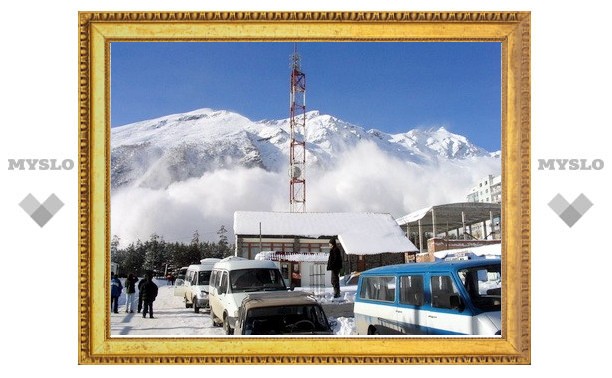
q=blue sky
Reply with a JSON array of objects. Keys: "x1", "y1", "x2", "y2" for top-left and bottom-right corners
[{"x1": 111, "y1": 42, "x2": 501, "y2": 151}]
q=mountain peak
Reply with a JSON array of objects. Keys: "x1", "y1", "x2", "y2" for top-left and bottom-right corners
[
  {"x1": 305, "y1": 110, "x2": 321, "y2": 118},
  {"x1": 111, "y1": 108, "x2": 493, "y2": 189}
]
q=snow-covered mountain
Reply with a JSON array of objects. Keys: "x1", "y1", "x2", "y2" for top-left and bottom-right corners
[{"x1": 111, "y1": 108, "x2": 495, "y2": 189}]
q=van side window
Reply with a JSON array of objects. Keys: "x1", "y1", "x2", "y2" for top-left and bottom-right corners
[
  {"x1": 430, "y1": 275, "x2": 461, "y2": 310},
  {"x1": 358, "y1": 276, "x2": 395, "y2": 302},
  {"x1": 210, "y1": 271, "x2": 218, "y2": 289},
  {"x1": 219, "y1": 271, "x2": 228, "y2": 295},
  {"x1": 399, "y1": 275, "x2": 424, "y2": 306}
]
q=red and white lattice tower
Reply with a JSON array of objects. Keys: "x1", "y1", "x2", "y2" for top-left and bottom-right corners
[{"x1": 289, "y1": 46, "x2": 306, "y2": 213}]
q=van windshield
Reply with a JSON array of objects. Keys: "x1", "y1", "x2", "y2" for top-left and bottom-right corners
[
  {"x1": 458, "y1": 264, "x2": 502, "y2": 312},
  {"x1": 197, "y1": 271, "x2": 211, "y2": 285},
  {"x1": 243, "y1": 305, "x2": 330, "y2": 335},
  {"x1": 230, "y1": 269, "x2": 287, "y2": 292}
]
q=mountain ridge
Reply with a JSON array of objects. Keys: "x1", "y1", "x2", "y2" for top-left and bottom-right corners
[{"x1": 111, "y1": 107, "x2": 497, "y2": 190}]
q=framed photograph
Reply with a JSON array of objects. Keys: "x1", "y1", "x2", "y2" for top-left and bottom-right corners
[{"x1": 79, "y1": 11, "x2": 530, "y2": 364}]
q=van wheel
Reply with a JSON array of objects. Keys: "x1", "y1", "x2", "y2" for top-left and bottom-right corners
[
  {"x1": 223, "y1": 314, "x2": 234, "y2": 335},
  {"x1": 210, "y1": 311, "x2": 221, "y2": 327},
  {"x1": 368, "y1": 326, "x2": 380, "y2": 335},
  {"x1": 193, "y1": 298, "x2": 199, "y2": 313}
]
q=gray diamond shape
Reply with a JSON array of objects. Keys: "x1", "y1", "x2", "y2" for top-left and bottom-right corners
[
  {"x1": 42, "y1": 194, "x2": 64, "y2": 215},
  {"x1": 571, "y1": 193, "x2": 593, "y2": 214},
  {"x1": 19, "y1": 194, "x2": 41, "y2": 215},
  {"x1": 559, "y1": 206, "x2": 582, "y2": 228},
  {"x1": 548, "y1": 194, "x2": 569, "y2": 216},
  {"x1": 30, "y1": 205, "x2": 53, "y2": 227}
]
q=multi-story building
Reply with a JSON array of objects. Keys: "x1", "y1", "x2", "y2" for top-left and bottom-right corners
[{"x1": 467, "y1": 174, "x2": 501, "y2": 204}]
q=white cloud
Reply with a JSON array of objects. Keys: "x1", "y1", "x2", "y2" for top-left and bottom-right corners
[
  {"x1": 111, "y1": 141, "x2": 500, "y2": 246},
  {"x1": 308, "y1": 141, "x2": 500, "y2": 215}
]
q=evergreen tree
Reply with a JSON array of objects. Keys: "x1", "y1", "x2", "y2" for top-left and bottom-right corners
[
  {"x1": 122, "y1": 242, "x2": 145, "y2": 276},
  {"x1": 191, "y1": 230, "x2": 200, "y2": 245},
  {"x1": 217, "y1": 225, "x2": 230, "y2": 256},
  {"x1": 188, "y1": 230, "x2": 202, "y2": 264},
  {"x1": 110, "y1": 235, "x2": 120, "y2": 263},
  {"x1": 143, "y1": 233, "x2": 166, "y2": 275},
  {"x1": 113, "y1": 230, "x2": 235, "y2": 275}
]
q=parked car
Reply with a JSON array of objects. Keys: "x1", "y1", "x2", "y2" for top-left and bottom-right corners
[
  {"x1": 174, "y1": 259, "x2": 220, "y2": 312},
  {"x1": 354, "y1": 258, "x2": 502, "y2": 336},
  {"x1": 208, "y1": 257, "x2": 288, "y2": 335},
  {"x1": 234, "y1": 291, "x2": 333, "y2": 335}
]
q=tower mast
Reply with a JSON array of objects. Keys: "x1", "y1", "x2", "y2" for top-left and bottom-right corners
[{"x1": 289, "y1": 45, "x2": 306, "y2": 213}]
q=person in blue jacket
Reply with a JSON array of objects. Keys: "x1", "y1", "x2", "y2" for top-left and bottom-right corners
[{"x1": 110, "y1": 272, "x2": 123, "y2": 314}]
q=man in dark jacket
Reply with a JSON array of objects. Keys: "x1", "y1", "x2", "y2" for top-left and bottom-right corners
[
  {"x1": 141, "y1": 271, "x2": 159, "y2": 319},
  {"x1": 137, "y1": 276, "x2": 146, "y2": 313},
  {"x1": 326, "y1": 237, "x2": 343, "y2": 298}
]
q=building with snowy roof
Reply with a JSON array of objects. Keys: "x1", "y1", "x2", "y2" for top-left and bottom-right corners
[
  {"x1": 396, "y1": 202, "x2": 501, "y2": 262},
  {"x1": 233, "y1": 211, "x2": 417, "y2": 288}
]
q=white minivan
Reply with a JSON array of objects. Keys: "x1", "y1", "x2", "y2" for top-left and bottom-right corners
[
  {"x1": 208, "y1": 256, "x2": 288, "y2": 335},
  {"x1": 174, "y1": 258, "x2": 221, "y2": 313}
]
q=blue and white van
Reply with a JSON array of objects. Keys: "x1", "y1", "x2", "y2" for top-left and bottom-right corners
[{"x1": 354, "y1": 259, "x2": 501, "y2": 336}]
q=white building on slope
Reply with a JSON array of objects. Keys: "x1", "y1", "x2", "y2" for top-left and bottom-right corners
[{"x1": 467, "y1": 174, "x2": 501, "y2": 204}]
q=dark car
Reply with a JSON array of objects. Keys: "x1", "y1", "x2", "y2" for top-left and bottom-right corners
[{"x1": 234, "y1": 291, "x2": 333, "y2": 336}]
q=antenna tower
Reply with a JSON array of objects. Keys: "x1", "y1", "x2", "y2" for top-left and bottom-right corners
[{"x1": 289, "y1": 45, "x2": 307, "y2": 213}]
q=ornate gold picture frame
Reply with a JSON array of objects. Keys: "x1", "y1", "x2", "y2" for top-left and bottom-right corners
[{"x1": 78, "y1": 11, "x2": 530, "y2": 364}]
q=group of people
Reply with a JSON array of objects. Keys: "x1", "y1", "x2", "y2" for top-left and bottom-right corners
[
  {"x1": 109, "y1": 238, "x2": 342, "y2": 319},
  {"x1": 110, "y1": 271, "x2": 159, "y2": 318}
]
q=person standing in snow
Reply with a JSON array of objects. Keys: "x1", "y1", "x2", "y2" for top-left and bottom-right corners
[
  {"x1": 326, "y1": 237, "x2": 343, "y2": 299},
  {"x1": 124, "y1": 273, "x2": 138, "y2": 313},
  {"x1": 110, "y1": 272, "x2": 123, "y2": 314},
  {"x1": 141, "y1": 271, "x2": 159, "y2": 319},
  {"x1": 137, "y1": 276, "x2": 146, "y2": 313}
]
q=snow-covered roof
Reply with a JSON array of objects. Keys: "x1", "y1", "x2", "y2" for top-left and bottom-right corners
[
  {"x1": 234, "y1": 211, "x2": 417, "y2": 255},
  {"x1": 254, "y1": 251, "x2": 329, "y2": 262},
  {"x1": 395, "y1": 202, "x2": 501, "y2": 235},
  {"x1": 433, "y1": 243, "x2": 502, "y2": 260}
]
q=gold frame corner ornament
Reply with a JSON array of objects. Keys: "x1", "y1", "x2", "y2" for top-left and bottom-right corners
[{"x1": 78, "y1": 10, "x2": 530, "y2": 365}]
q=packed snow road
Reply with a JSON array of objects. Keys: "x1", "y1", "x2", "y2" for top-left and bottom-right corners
[
  {"x1": 110, "y1": 279, "x2": 357, "y2": 337},
  {"x1": 111, "y1": 279, "x2": 225, "y2": 336}
]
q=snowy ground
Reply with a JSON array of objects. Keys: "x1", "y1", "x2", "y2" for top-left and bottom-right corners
[{"x1": 111, "y1": 278, "x2": 357, "y2": 337}]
